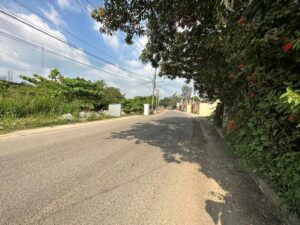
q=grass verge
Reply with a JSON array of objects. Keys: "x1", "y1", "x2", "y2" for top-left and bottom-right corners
[{"x1": 0, "y1": 113, "x2": 116, "y2": 135}]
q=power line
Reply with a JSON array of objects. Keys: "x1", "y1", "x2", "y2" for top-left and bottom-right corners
[
  {"x1": 72, "y1": 0, "x2": 144, "y2": 54},
  {"x1": 0, "y1": 30, "x2": 149, "y2": 83},
  {"x1": 84, "y1": 0, "x2": 97, "y2": 8},
  {"x1": 0, "y1": 19, "x2": 154, "y2": 88},
  {"x1": 0, "y1": 7, "x2": 151, "y2": 82},
  {"x1": 74, "y1": 0, "x2": 91, "y2": 12},
  {"x1": 2, "y1": 3, "x2": 172, "y2": 95},
  {"x1": 0, "y1": 7, "x2": 150, "y2": 81},
  {"x1": 122, "y1": 81, "x2": 153, "y2": 92},
  {"x1": 13, "y1": 0, "x2": 120, "y2": 65},
  {"x1": 0, "y1": 20, "x2": 78, "y2": 55},
  {"x1": 151, "y1": 68, "x2": 157, "y2": 111}
]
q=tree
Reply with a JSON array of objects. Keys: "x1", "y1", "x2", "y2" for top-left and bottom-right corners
[
  {"x1": 101, "y1": 87, "x2": 125, "y2": 109},
  {"x1": 122, "y1": 96, "x2": 151, "y2": 113},
  {"x1": 20, "y1": 69, "x2": 106, "y2": 109},
  {"x1": 91, "y1": 0, "x2": 225, "y2": 100},
  {"x1": 193, "y1": 96, "x2": 200, "y2": 102},
  {"x1": 160, "y1": 94, "x2": 180, "y2": 108},
  {"x1": 181, "y1": 84, "x2": 192, "y2": 99},
  {"x1": 91, "y1": 1, "x2": 299, "y2": 101},
  {"x1": 91, "y1": 0, "x2": 300, "y2": 215}
]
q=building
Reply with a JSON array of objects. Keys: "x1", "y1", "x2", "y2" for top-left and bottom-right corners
[{"x1": 178, "y1": 98, "x2": 218, "y2": 117}]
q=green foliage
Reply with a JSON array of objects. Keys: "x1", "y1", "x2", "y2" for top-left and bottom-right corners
[
  {"x1": 160, "y1": 94, "x2": 181, "y2": 108},
  {"x1": 0, "y1": 80, "x2": 8, "y2": 96},
  {"x1": 0, "y1": 69, "x2": 125, "y2": 125},
  {"x1": 0, "y1": 95, "x2": 80, "y2": 118},
  {"x1": 280, "y1": 87, "x2": 300, "y2": 117},
  {"x1": 213, "y1": 103, "x2": 224, "y2": 128},
  {"x1": 102, "y1": 87, "x2": 125, "y2": 109},
  {"x1": 181, "y1": 84, "x2": 192, "y2": 99},
  {"x1": 225, "y1": 90, "x2": 300, "y2": 214},
  {"x1": 20, "y1": 69, "x2": 106, "y2": 109},
  {"x1": 122, "y1": 96, "x2": 151, "y2": 114},
  {"x1": 93, "y1": 0, "x2": 300, "y2": 215}
]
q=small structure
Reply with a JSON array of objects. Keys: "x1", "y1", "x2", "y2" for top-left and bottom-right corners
[
  {"x1": 179, "y1": 98, "x2": 193, "y2": 112},
  {"x1": 108, "y1": 104, "x2": 121, "y2": 117},
  {"x1": 144, "y1": 104, "x2": 149, "y2": 116},
  {"x1": 192, "y1": 101, "x2": 218, "y2": 117},
  {"x1": 178, "y1": 98, "x2": 218, "y2": 117}
]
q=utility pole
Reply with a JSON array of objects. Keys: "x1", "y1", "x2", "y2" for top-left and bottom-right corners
[
  {"x1": 151, "y1": 68, "x2": 157, "y2": 112},
  {"x1": 156, "y1": 85, "x2": 159, "y2": 108}
]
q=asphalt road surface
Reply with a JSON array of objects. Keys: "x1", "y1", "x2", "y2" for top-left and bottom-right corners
[{"x1": 0, "y1": 110, "x2": 283, "y2": 225}]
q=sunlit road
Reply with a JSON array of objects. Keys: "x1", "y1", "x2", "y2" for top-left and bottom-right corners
[{"x1": 0, "y1": 111, "x2": 282, "y2": 225}]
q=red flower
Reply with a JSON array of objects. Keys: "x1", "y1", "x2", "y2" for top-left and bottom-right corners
[
  {"x1": 238, "y1": 16, "x2": 246, "y2": 25},
  {"x1": 282, "y1": 41, "x2": 292, "y2": 52},
  {"x1": 227, "y1": 120, "x2": 235, "y2": 130},
  {"x1": 250, "y1": 92, "x2": 256, "y2": 97},
  {"x1": 238, "y1": 64, "x2": 245, "y2": 70},
  {"x1": 288, "y1": 114, "x2": 295, "y2": 122}
]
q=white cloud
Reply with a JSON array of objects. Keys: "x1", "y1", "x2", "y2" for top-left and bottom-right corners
[
  {"x1": 56, "y1": 0, "x2": 71, "y2": 9},
  {"x1": 0, "y1": 10, "x2": 90, "y2": 74},
  {"x1": 92, "y1": 20, "x2": 104, "y2": 32},
  {"x1": 101, "y1": 34, "x2": 120, "y2": 50},
  {"x1": 40, "y1": 4, "x2": 64, "y2": 26},
  {"x1": 134, "y1": 35, "x2": 148, "y2": 50},
  {"x1": 93, "y1": 21, "x2": 120, "y2": 51},
  {"x1": 92, "y1": 20, "x2": 100, "y2": 31},
  {"x1": 56, "y1": 0, "x2": 81, "y2": 13},
  {"x1": 0, "y1": 8, "x2": 185, "y2": 98},
  {"x1": 0, "y1": 44, "x2": 31, "y2": 70}
]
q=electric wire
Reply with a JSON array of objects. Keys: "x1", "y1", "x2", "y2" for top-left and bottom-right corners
[
  {"x1": 0, "y1": 7, "x2": 151, "y2": 82},
  {"x1": 13, "y1": 0, "x2": 124, "y2": 66},
  {"x1": 0, "y1": 30, "x2": 148, "y2": 83},
  {"x1": 2, "y1": 3, "x2": 173, "y2": 96}
]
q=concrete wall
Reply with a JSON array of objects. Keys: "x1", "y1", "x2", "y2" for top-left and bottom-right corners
[
  {"x1": 199, "y1": 102, "x2": 218, "y2": 117},
  {"x1": 108, "y1": 104, "x2": 121, "y2": 117},
  {"x1": 186, "y1": 104, "x2": 192, "y2": 113},
  {"x1": 191, "y1": 101, "x2": 218, "y2": 117}
]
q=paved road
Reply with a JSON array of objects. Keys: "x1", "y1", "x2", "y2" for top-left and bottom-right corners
[{"x1": 0, "y1": 111, "x2": 282, "y2": 225}]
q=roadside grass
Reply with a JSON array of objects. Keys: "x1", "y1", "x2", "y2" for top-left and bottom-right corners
[
  {"x1": 0, "y1": 113, "x2": 118, "y2": 135},
  {"x1": 0, "y1": 95, "x2": 81, "y2": 117},
  {"x1": 0, "y1": 96, "x2": 110, "y2": 134},
  {"x1": 0, "y1": 91, "x2": 141, "y2": 135}
]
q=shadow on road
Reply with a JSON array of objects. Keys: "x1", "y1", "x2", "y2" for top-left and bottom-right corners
[{"x1": 110, "y1": 114, "x2": 282, "y2": 225}]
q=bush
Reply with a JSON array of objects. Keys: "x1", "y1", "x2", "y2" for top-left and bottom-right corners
[
  {"x1": 225, "y1": 88, "x2": 300, "y2": 215},
  {"x1": 0, "y1": 95, "x2": 81, "y2": 118},
  {"x1": 122, "y1": 96, "x2": 151, "y2": 113}
]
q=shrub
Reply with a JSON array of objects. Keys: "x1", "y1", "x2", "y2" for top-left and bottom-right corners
[
  {"x1": 122, "y1": 96, "x2": 151, "y2": 113},
  {"x1": 0, "y1": 95, "x2": 81, "y2": 118}
]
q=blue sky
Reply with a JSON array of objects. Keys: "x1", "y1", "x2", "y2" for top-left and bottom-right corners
[{"x1": 0, "y1": 0, "x2": 188, "y2": 97}]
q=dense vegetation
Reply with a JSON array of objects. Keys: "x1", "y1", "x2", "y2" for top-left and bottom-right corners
[
  {"x1": 160, "y1": 94, "x2": 181, "y2": 108},
  {"x1": 92, "y1": 0, "x2": 300, "y2": 215},
  {"x1": 122, "y1": 96, "x2": 152, "y2": 114},
  {"x1": 0, "y1": 69, "x2": 152, "y2": 132}
]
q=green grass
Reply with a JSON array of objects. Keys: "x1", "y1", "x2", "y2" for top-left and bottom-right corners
[
  {"x1": 0, "y1": 114, "x2": 76, "y2": 134},
  {"x1": 0, "y1": 113, "x2": 116, "y2": 134},
  {"x1": 0, "y1": 95, "x2": 81, "y2": 117},
  {"x1": 0, "y1": 94, "x2": 140, "y2": 134},
  {"x1": 0, "y1": 95, "x2": 85, "y2": 134}
]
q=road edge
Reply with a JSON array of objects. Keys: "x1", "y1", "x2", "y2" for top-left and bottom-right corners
[
  {"x1": 214, "y1": 125, "x2": 299, "y2": 225},
  {"x1": 0, "y1": 115, "x2": 143, "y2": 140}
]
